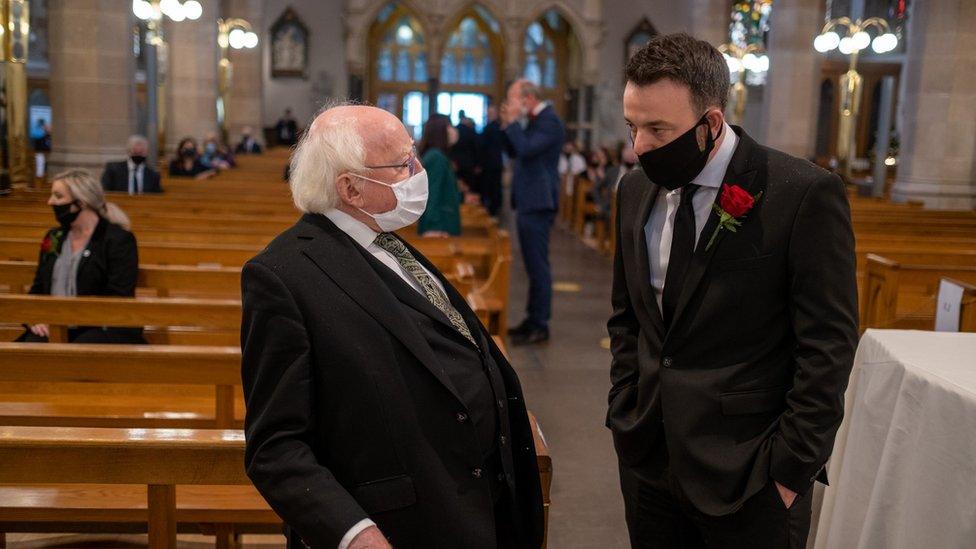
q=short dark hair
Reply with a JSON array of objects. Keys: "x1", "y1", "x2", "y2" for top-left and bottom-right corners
[{"x1": 625, "y1": 32, "x2": 730, "y2": 113}]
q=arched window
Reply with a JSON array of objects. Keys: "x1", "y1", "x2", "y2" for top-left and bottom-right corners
[
  {"x1": 441, "y1": 16, "x2": 494, "y2": 87},
  {"x1": 521, "y1": 9, "x2": 580, "y2": 123},
  {"x1": 436, "y1": 5, "x2": 503, "y2": 129},
  {"x1": 523, "y1": 22, "x2": 555, "y2": 89},
  {"x1": 368, "y1": 2, "x2": 429, "y2": 139}
]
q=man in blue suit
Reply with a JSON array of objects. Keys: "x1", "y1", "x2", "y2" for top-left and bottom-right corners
[{"x1": 501, "y1": 80, "x2": 566, "y2": 345}]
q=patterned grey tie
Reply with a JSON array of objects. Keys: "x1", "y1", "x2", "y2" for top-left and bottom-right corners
[{"x1": 374, "y1": 233, "x2": 478, "y2": 347}]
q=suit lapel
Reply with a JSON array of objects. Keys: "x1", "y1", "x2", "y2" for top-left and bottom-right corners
[
  {"x1": 355, "y1": 238, "x2": 464, "y2": 338},
  {"x1": 297, "y1": 215, "x2": 465, "y2": 404},
  {"x1": 632, "y1": 174, "x2": 667, "y2": 336},
  {"x1": 667, "y1": 127, "x2": 765, "y2": 335}
]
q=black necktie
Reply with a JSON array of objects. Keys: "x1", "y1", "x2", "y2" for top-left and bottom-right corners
[{"x1": 662, "y1": 184, "x2": 700, "y2": 326}]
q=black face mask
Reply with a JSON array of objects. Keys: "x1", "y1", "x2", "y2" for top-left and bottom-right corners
[
  {"x1": 52, "y1": 201, "x2": 80, "y2": 229},
  {"x1": 637, "y1": 113, "x2": 723, "y2": 191},
  {"x1": 180, "y1": 148, "x2": 196, "y2": 159},
  {"x1": 130, "y1": 155, "x2": 146, "y2": 165}
]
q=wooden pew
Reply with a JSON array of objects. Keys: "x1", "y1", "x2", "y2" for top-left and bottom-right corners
[
  {"x1": 0, "y1": 260, "x2": 241, "y2": 298},
  {"x1": 0, "y1": 426, "x2": 273, "y2": 549},
  {"x1": 0, "y1": 343, "x2": 242, "y2": 429},
  {"x1": 862, "y1": 254, "x2": 976, "y2": 331},
  {"x1": 0, "y1": 294, "x2": 241, "y2": 344}
]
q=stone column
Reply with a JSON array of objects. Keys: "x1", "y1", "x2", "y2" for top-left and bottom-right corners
[
  {"x1": 47, "y1": 0, "x2": 134, "y2": 173},
  {"x1": 164, "y1": 0, "x2": 219, "y2": 153},
  {"x1": 890, "y1": 1, "x2": 976, "y2": 210},
  {"x1": 222, "y1": 0, "x2": 264, "y2": 147},
  {"x1": 758, "y1": 0, "x2": 824, "y2": 158}
]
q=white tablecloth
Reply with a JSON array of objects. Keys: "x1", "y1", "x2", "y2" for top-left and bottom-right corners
[{"x1": 813, "y1": 329, "x2": 976, "y2": 549}]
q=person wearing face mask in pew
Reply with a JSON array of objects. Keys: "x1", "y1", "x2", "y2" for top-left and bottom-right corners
[
  {"x1": 240, "y1": 103, "x2": 544, "y2": 549},
  {"x1": 608, "y1": 33, "x2": 858, "y2": 548},
  {"x1": 169, "y1": 137, "x2": 217, "y2": 180},
  {"x1": 16, "y1": 169, "x2": 145, "y2": 344},
  {"x1": 100, "y1": 134, "x2": 163, "y2": 195}
]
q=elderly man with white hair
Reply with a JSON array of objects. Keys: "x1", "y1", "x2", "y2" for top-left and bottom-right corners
[
  {"x1": 240, "y1": 103, "x2": 544, "y2": 549},
  {"x1": 100, "y1": 134, "x2": 163, "y2": 194}
]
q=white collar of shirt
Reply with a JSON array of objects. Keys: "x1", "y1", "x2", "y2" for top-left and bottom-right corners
[
  {"x1": 688, "y1": 122, "x2": 737, "y2": 190},
  {"x1": 322, "y1": 208, "x2": 447, "y2": 298},
  {"x1": 532, "y1": 101, "x2": 548, "y2": 117},
  {"x1": 324, "y1": 208, "x2": 379, "y2": 250}
]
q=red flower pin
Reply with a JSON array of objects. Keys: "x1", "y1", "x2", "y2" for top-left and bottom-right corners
[
  {"x1": 40, "y1": 230, "x2": 64, "y2": 260},
  {"x1": 705, "y1": 184, "x2": 762, "y2": 251}
]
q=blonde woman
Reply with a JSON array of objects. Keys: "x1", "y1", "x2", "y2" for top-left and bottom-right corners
[{"x1": 17, "y1": 169, "x2": 144, "y2": 344}]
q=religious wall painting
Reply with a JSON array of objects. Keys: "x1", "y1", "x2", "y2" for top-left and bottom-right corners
[
  {"x1": 625, "y1": 18, "x2": 656, "y2": 66},
  {"x1": 271, "y1": 7, "x2": 309, "y2": 79}
]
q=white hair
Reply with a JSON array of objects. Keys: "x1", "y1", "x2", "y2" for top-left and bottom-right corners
[
  {"x1": 127, "y1": 135, "x2": 149, "y2": 151},
  {"x1": 289, "y1": 103, "x2": 367, "y2": 214}
]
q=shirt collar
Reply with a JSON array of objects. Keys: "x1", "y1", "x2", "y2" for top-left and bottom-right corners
[
  {"x1": 532, "y1": 101, "x2": 548, "y2": 117},
  {"x1": 324, "y1": 208, "x2": 380, "y2": 250},
  {"x1": 690, "y1": 122, "x2": 737, "y2": 190}
]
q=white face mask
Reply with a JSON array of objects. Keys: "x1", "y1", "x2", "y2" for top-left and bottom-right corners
[{"x1": 351, "y1": 170, "x2": 429, "y2": 232}]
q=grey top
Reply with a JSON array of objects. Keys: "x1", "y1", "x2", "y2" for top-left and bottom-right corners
[{"x1": 50, "y1": 235, "x2": 88, "y2": 297}]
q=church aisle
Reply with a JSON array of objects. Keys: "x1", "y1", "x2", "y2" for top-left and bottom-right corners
[{"x1": 506, "y1": 220, "x2": 629, "y2": 549}]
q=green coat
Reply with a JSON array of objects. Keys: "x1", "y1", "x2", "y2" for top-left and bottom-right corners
[{"x1": 417, "y1": 148, "x2": 462, "y2": 236}]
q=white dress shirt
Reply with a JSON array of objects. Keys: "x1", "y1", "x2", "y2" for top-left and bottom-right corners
[
  {"x1": 644, "y1": 123, "x2": 738, "y2": 311},
  {"x1": 127, "y1": 159, "x2": 145, "y2": 195},
  {"x1": 324, "y1": 208, "x2": 447, "y2": 298}
]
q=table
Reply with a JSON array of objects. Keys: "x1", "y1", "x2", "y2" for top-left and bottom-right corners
[{"x1": 813, "y1": 329, "x2": 976, "y2": 548}]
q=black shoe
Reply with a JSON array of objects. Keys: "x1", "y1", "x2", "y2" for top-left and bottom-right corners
[
  {"x1": 511, "y1": 327, "x2": 549, "y2": 346},
  {"x1": 507, "y1": 319, "x2": 535, "y2": 337}
]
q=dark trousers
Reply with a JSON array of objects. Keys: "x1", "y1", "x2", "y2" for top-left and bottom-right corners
[
  {"x1": 516, "y1": 210, "x2": 556, "y2": 330},
  {"x1": 480, "y1": 168, "x2": 503, "y2": 217},
  {"x1": 619, "y1": 443, "x2": 812, "y2": 549}
]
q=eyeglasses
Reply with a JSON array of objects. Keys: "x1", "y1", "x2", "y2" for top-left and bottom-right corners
[{"x1": 364, "y1": 146, "x2": 420, "y2": 177}]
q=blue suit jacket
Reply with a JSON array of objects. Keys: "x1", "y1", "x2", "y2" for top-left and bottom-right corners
[{"x1": 504, "y1": 105, "x2": 565, "y2": 213}]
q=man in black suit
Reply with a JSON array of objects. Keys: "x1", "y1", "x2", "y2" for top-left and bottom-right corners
[
  {"x1": 235, "y1": 126, "x2": 263, "y2": 154},
  {"x1": 100, "y1": 135, "x2": 162, "y2": 194},
  {"x1": 241, "y1": 104, "x2": 543, "y2": 549},
  {"x1": 607, "y1": 33, "x2": 858, "y2": 548},
  {"x1": 450, "y1": 110, "x2": 480, "y2": 195},
  {"x1": 275, "y1": 108, "x2": 299, "y2": 146},
  {"x1": 477, "y1": 105, "x2": 505, "y2": 217}
]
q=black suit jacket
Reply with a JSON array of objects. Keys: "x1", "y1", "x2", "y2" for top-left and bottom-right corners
[
  {"x1": 477, "y1": 120, "x2": 504, "y2": 172},
  {"x1": 235, "y1": 138, "x2": 263, "y2": 154},
  {"x1": 101, "y1": 161, "x2": 162, "y2": 194},
  {"x1": 606, "y1": 127, "x2": 858, "y2": 516},
  {"x1": 240, "y1": 214, "x2": 543, "y2": 548},
  {"x1": 25, "y1": 218, "x2": 143, "y2": 340}
]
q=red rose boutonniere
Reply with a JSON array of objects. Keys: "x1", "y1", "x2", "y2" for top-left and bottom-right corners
[
  {"x1": 40, "y1": 229, "x2": 65, "y2": 260},
  {"x1": 705, "y1": 184, "x2": 762, "y2": 251}
]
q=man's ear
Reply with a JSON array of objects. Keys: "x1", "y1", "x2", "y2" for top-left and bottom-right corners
[
  {"x1": 335, "y1": 174, "x2": 366, "y2": 208},
  {"x1": 706, "y1": 108, "x2": 726, "y2": 138}
]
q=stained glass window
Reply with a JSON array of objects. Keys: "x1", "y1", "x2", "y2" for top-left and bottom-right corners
[
  {"x1": 376, "y1": 13, "x2": 425, "y2": 83},
  {"x1": 440, "y1": 16, "x2": 495, "y2": 86},
  {"x1": 523, "y1": 21, "x2": 556, "y2": 88}
]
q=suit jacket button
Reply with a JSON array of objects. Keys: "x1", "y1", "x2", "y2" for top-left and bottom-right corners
[
  {"x1": 662, "y1": 357, "x2": 673, "y2": 368},
  {"x1": 471, "y1": 468, "x2": 484, "y2": 479},
  {"x1": 499, "y1": 435, "x2": 507, "y2": 446},
  {"x1": 456, "y1": 412, "x2": 468, "y2": 423}
]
